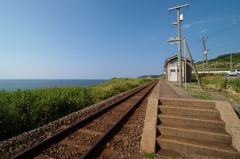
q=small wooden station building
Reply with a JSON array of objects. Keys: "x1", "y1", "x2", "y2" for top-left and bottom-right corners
[{"x1": 164, "y1": 55, "x2": 192, "y2": 82}]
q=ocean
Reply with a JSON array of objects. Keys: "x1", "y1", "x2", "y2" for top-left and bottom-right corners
[{"x1": 0, "y1": 79, "x2": 108, "y2": 91}]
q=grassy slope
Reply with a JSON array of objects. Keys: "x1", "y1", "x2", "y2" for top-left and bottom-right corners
[
  {"x1": 195, "y1": 52, "x2": 240, "y2": 70},
  {"x1": 0, "y1": 78, "x2": 154, "y2": 141}
]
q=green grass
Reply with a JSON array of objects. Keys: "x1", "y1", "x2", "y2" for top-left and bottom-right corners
[
  {"x1": 201, "y1": 76, "x2": 240, "y2": 93},
  {"x1": 187, "y1": 89, "x2": 214, "y2": 100},
  {"x1": 0, "y1": 78, "x2": 154, "y2": 141},
  {"x1": 143, "y1": 152, "x2": 182, "y2": 159},
  {"x1": 228, "y1": 79, "x2": 240, "y2": 93},
  {"x1": 144, "y1": 152, "x2": 158, "y2": 159}
]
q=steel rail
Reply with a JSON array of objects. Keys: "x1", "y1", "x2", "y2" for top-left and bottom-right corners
[
  {"x1": 11, "y1": 81, "x2": 157, "y2": 159},
  {"x1": 80, "y1": 81, "x2": 157, "y2": 158}
]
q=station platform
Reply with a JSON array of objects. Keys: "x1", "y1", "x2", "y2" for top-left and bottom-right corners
[{"x1": 158, "y1": 81, "x2": 195, "y2": 99}]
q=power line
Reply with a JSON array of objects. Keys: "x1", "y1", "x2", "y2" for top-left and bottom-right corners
[
  {"x1": 209, "y1": 42, "x2": 240, "y2": 50},
  {"x1": 190, "y1": 41, "x2": 240, "y2": 61}
]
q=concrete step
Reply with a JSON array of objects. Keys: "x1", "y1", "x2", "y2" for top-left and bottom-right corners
[
  {"x1": 158, "y1": 114, "x2": 225, "y2": 130},
  {"x1": 159, "y1": 98, "x2": 216, "y2": 110},
  {"x1": 159, "y1": 105, "x2": 220, "y2": 119},
  {"x1": 157, "y1": 124, "x2": 232, "y2": 144},
  {"x1": 157, "y1": 135, "x2": 240, "y2": 159}
]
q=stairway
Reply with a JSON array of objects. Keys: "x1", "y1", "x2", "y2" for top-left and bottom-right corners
[{"x1": 156, "y1": 98, "x2": 240, "y2": 159}]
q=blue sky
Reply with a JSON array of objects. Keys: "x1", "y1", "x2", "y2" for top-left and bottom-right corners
[{"x1": 1, "y1": 0, "x2": 240, "y2": 79}]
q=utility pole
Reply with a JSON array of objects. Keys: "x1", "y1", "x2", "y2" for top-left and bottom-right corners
[
  {"x1": 169, "y1": 4, "x2": 189, "y2": 87},
  {"x1": 199, "y1": 36, "x2": 208, "y2": 73},
  {"x1": 230, "y1": 53, "x2": 233, "y2": 70}
]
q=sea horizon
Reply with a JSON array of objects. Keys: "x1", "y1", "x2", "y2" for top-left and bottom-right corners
[
  {"x1": 0, "y1": 78, "x2": 109, "y2": 80},
  {"x1": 0, "y1": 79, "x2": 109, "y2": 91}
]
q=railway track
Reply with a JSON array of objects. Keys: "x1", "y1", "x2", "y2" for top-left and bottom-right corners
[{"x1": 12, "y1": 81, "x2": 157, "y2": 159}]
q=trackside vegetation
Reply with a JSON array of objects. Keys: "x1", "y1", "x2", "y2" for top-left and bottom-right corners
[
  {"x1": 0, "y1": 78, "x2": 154, "y2": 141},
  {"x1": 192, "y1": 74, "x2": 240, "y2": 92}
]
